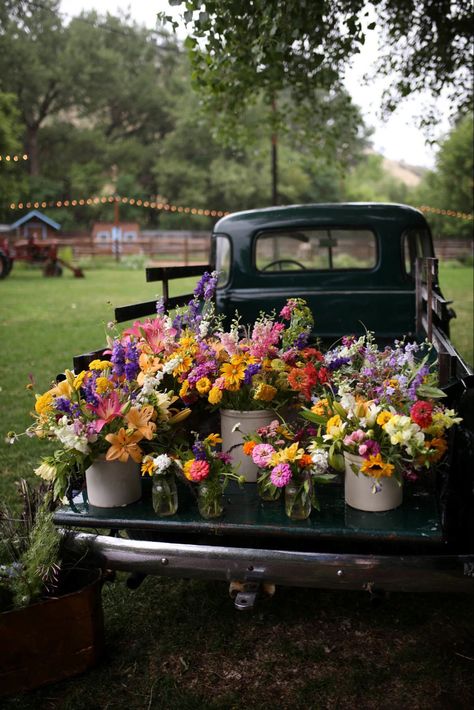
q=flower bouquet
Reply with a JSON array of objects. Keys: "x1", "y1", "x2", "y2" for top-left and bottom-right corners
[
  {"x1": 23, "y1": 356, "x2": 188, "y2": 505},
  {"x1": 244, "y1": 419, "x2": 334, "y2": 519},
  {"x1": 177, "y1": 433, "x2": 244, "y2": 519},
  {"x1": 304, "y1": 333, "x2": 462, "y2": 511}
]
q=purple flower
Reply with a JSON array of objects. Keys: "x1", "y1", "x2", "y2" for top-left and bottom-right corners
[
  {"x1": 55, "y1": 397, "x2": 73, "y2": 414},
  {"x1": 82, "y1": 373, "x2": 99, "y2": 405},
  {"x1": 295, "y1": 331, "x2": 310, "y2": 349},
  {"x1": 124, "y1": 342, "x2": 140, "y2": 381},
  {"x1": 252, "y1": 443, "x2": 275, "y2": 467},
  {"x1": 358, "y1": 439, "x2": 381, "y2": 458},
  {"x1": 111, "y1": 341, "x2": 125, "y2": 377},
  {"x1": 192, "y1": 441, "x2": 207, "y2": 460},
  {"x1": 326, "y1": 356, "x2": 350, "y2": 371},
  {"x1": 270, "y1": 463, "x2": 292, "y2": 488},
  {"x1": 156, "y1": 298, "x2": 166, "y2": 315},
  {"x1": 217, "y1": 452, "x2": 232, "y2": 464},
  {"x1": 244, "y1": 363, "x2": 261, "y2": 385},
  {"x1": 193, "y1": 271, "x2": 218, "y2": 301}
]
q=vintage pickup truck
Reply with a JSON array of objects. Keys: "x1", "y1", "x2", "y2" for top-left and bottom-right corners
[{"x1": 55, "y1": 203, "x2": 474, "y2": 607}]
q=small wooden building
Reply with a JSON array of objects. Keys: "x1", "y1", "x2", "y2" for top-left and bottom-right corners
[
  {"x1": 10, "y1": 210, "x2": 61, "y2": 240},
  {"x1": 91, "y1": 222, "x2": 140, "y2": 244}
]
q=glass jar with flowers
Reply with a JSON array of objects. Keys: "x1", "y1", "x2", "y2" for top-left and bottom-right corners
[
  {"x1": 21, "y1": 353, "x2": 189, "y2": 508},
  {"x1": 178, "y1": 433, "x2": 244, "y2": 519},
  {"x1": 141, "y1": 453, "x2": 180, "y2": 516},
  {"x1": 303, "y1": 334, "x2": 462, "y2": 512}
]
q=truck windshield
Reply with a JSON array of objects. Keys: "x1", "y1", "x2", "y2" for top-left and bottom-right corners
[{"x1": 255, "y1": 228, "x2": 377, "y2": 271}]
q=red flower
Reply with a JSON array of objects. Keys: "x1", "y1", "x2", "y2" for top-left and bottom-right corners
[{"x1": 410, "y1": 400, "x2": 434, "y2": 429}]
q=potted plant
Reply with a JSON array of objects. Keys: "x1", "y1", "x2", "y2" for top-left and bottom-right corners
[{"x1": 0, "y1": 480, "x2": 104, "y2": 697}]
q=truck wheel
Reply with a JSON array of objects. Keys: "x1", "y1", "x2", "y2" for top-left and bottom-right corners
[{"x1": 0, "y1": 251, "x2": 12, "y2": 279}]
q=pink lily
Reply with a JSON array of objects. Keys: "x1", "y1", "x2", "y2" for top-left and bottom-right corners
[{"x1": 89, "y1": 391, "x2": 123, "y2": 432}]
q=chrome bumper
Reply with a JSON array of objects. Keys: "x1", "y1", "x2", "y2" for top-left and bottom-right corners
[{"x1": 64, "y1": 531, "x2": 474, "y2": 594}]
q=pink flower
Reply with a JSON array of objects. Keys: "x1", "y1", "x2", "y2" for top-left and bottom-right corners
[
  {"x1": 189, "y1": 460, "x2": 210, "y2": 482},
  {"x1": 89, "y1": 391, "x2": 123, "y2": 432},
  {"x1": 270, "y1": 463, "x2": 292, "y2": 488},
  {"x1": 343, "y1": 430, "x2": 366, "y2": 447},
  {"x1": 252, "y1": 443, "x2": 275, "y2": 467},
  {"x1": 358, "y1": 439, "x2": 381, "y2": 458}
]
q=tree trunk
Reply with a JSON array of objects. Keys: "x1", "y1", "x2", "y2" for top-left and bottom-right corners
[{"x1": 26, "y1": 125, "x2": 39, "y2": 177}]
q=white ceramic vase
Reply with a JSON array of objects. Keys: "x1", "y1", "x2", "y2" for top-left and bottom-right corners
[
  {"x1": 344, "y1": 451, "x2": 403, "y2": 512},
  {"x1": 85, "y1": 457, "x2": 142, "y2": 508},
  {"x1": 220, "y1": 409, "x2": 275, "y2": 482}
]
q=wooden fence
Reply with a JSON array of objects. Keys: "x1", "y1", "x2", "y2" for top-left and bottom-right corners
[{"x1": 55, "y1": 231, "x2": 472, "y2": 265}]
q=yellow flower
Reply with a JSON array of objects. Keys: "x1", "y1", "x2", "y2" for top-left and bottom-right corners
[
  {"x1": 179, "y1": 379, "x2": 190, "y2": 398},
  {"x1": 208, "y1": 387, "x2": 223, "y2": 405},
  {"x1": 205, "y1": 433, "x2": 222, "y2": 445},
  {"x1": 95, "y1": 376, "x2": 114, "y2": 394},
  {"x1": 173, "y1": 354, "x2": 193, "y2": 376},
  {"x1": 141, "y1": 456, "x2": 155, "y2": 477},
  {"x1": 89, "y1": 359, "x2": 111, "y2": 371},
  {"x1": 125, "y1": 405, "x2": 156, "y2": 440},
  {"x1": 168, "y1": 407, "x2": 192, "y2": 424},
  {"x1": 73, "y1": 371, "x2": 86, "y2": 390},
  {"x1": 376, "y1": 410, "x2": 394, "y2": 427},
  {"x1": 253, "y1": 383, "x2": 277, "y2": 402},
  {"x1": 183, "y1": 459, "x2": 195, "y2": 481},
  {"x1": 196, "y1": 377, "x2": 212, "y2": 395},
  {"x1": 326, "y1": 414, "x2": 344, "y2": 439},
  {"x1": 311, "y1": 398, "x2": 329, "y2": 416},
  {"x1": 50, "y1": 379, "x2": 73, "y2": 398},
  {"x1": 270, "y1": 443, "x2": 304, "y2": 466},
  {"x1": 105, "y1": 428, "x2": 143, "y2": 463},
  {"x1": 360, "y1": 454, "x2": 395, "y2": 479},
  {"x1": 220, "y1": 361, "x2": 246, "y2": 390},
  {"x1": 34, "y1": 391, "x2": 54, "y2": 415}
]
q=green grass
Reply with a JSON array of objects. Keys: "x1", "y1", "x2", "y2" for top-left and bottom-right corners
[{"x1": 1, "y1": 263, "x2": 473, "y2": 708}]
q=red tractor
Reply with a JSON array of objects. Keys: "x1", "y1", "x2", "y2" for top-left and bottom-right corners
[{"x1": 0, "y1": 235, "x2": 84, "y2": 278}]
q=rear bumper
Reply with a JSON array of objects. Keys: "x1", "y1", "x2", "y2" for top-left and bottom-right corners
[{"x1": 63, "y1": 531, "x2": 474, "y2": 594}]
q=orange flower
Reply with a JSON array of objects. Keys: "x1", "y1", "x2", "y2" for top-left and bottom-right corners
[
  {"x1": 360, "y1": 454, "x2": 394, "y2": 479},
  {"x1": 243, "y1": 441, "x2": 257, "y2": 456},
  {"x1": 298, "y1": 454, "x2": 314, "y2": 468},
  {"x1": 105, "y1": 428, "x2": 143, "y2": 463},
  {"x1": 125, "y1": 405, "x2": 156, "y2": 440}
]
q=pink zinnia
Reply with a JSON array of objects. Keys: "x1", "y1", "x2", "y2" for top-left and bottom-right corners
[
  {"x1": 189, "y1": 459, "x2": 210, "y2": 482},
  {"x1": 252, "y1": 444, "x2": 275, "y2": 468},
  {"x1": 270, "y1": 463, "x2": 292, "y2": 488}
]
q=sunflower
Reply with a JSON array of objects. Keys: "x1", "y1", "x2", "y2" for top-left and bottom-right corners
[{"x1": 360, "y1": 453, "x2": 395, "y2": 479}]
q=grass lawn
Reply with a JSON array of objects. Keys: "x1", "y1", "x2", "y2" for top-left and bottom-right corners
[{"x1": 1, "y1": 262, "x2": 473, "y2": 709}]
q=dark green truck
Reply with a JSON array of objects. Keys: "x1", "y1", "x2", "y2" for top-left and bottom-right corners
[{"x1": 56, "y1": 203, "x2": 474, "y2": 606}]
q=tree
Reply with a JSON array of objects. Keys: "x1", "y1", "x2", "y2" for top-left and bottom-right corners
[
  {"x1": 0, "y1": 91, "x2": 26, "y2": 221},
  {"x1": 413, "y1": 114, "x2": 474, "y2": 239},
  {"x1": 0, "y1": 0, "x2": 74, "y2": 176},
  {"x1": 161, "y1": 1, "x2": 473, "y2": 126}
]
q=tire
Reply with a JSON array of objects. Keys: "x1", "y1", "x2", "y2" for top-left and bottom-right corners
[{"x1": 0, "y1": 251, "x2": 12, "y2": 279}]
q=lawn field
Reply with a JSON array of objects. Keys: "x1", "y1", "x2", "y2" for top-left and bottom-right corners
[{"x1": 1, "y1": 263, "x2": 473, "y2": 709}]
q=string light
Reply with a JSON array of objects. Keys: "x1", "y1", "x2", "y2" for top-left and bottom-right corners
[
  {"x1": 8, "y1": 194, "x2": 471, "y2": 221},
  {"x1": 7, "y1": 194, "x2": 229, "y2": 218},
  {"x1": 0, "y1": 154, "x2": 28, "y2": 162}
]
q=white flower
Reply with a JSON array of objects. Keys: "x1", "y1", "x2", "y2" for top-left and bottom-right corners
[
  {"x1": 163, "y1": 357, "x2": 180, "y2": 374},
  {"x1": 152, "y1": 454, "x2": 173, "y2": 473},
  {"x1": 34, "y1": 461, "x2": 57, "y2": 482},
  {"x1": 310, "y1": 448, "x2": 329, "y2": 475}
]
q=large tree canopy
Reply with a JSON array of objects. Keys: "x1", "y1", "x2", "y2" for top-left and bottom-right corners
[{"x1": 161, "y1": 0, "x2": 473, "y2": 126}]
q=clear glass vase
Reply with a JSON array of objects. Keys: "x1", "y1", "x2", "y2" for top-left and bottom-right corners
[
  {"x1": 284, "y1": 478, "x2": 312, "y2": 520},
  {"x1": 197, "y1": 479, "x2": 223, "y2": 519},
  {"x1": 257, "y1": 473, "x2": 282, "y2": 502},
  {"x1": 152, "y1": 472, "x2": 178, "y2": 516}
]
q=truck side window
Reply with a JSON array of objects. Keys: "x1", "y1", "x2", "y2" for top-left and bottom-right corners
[
  {"x1": 402, "y1": 228, "x2": 433, "y2": 278},
  {"x1": 213, "y1": 234, "x2": 231, "y2": 286},
  {"x1": 255, "y1": 229, "x2": 376, "y2": 271}
]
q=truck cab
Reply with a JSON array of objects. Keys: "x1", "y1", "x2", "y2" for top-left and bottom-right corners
[{"x1": 212, "y1": 203, "x2": 450, "y2": 340}]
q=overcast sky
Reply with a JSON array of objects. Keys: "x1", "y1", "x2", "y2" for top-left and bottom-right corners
[{"x1": 60, "y1": 0, "x2": 453, "y2": 170}]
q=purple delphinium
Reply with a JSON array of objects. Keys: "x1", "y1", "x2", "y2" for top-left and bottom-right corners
[
  {"x1": 294, "y1": 331, "x2": 310, "y2": 349},
  {"x1": 194, "y1": 271, "x2": 218, "y2": 301},
  {"x1": 192, "y1": 441, "x2": 207, "y2": 460},
  {"x1": 82, "y1": 373, "x2": 99, "y2": 406},
  {"x1": 55, "y1": 397, "x2": 73, "y2": 415},
  {"x1": 111, "y1": 340, "x2": 125, "y2": 377},
  {"x1": 124, "y1": 341, "x2": 140, "y2": 381},
  {"x1": 217, "y1": 452, "x2": 232, "y2": 465},
  {"x1": 244, "y1": 363, "x2": 261, "y2": 385},
  {"x1": 408, "y1": 364, "x2": 429, "y2": 401},
  {"x1": 156, "y1": 298, "x2": 166, "y2": 315},
  {"x1": 326, "y1": 356, "x2": 351, "y2": 371}
]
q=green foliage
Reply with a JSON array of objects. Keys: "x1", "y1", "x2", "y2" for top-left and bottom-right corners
[
  {"x1": 0, "y1": 91, "x2": 27, "y2": 221},
  {"x1": 413, "y1": 114, "x2": 473, "y2": 238}
]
